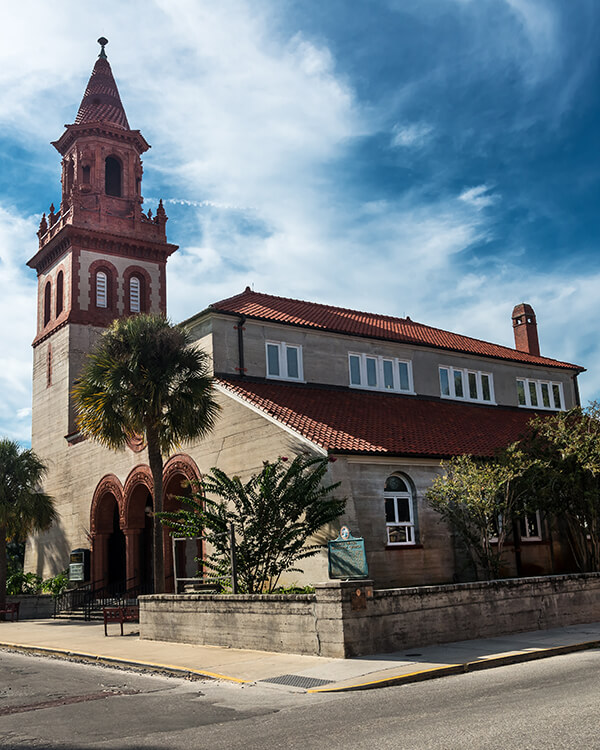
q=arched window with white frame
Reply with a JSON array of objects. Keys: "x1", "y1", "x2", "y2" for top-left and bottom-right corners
[
  {"x1": 96, "y1": 271, "x2": 108, "y2": 308},
  {"x1": 129, "y1": 276, "x2": 141, "y2": 313},
  {"x1": 384, "y1": 474, "x2": 416, "y2": 545}
]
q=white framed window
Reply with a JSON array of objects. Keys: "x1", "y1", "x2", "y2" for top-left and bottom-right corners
[
  {"x1": 439, "y1": 366, "x2": 494, "y2": 403},
  {"x1": 520, "y1": 511, "x2": 542, "y2": 541},
  {"x1": 265, "y1": 341, "x2": 303, "y2": 381},
  {"x1": 348, "y1": 353, "x2": 413, "y2": 394},
  {"x1": 130, "y1": 276, "x2": 141, "y2": 313},
  {"x1": 516, "y1": 378, "x2": 564, "y2": 410},
  {"x1": 384, "y1": 474, "x2": 416, "y2": 546},
  {"x1": 96, "y1": 271, "x2": 107, "y2": 308}
]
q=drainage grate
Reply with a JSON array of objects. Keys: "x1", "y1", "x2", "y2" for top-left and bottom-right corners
[{"x1": 260, "y1": 674, "x2": 334, "y2": 689}]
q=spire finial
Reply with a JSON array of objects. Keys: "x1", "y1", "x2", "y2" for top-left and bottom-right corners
[{"x1": 97, "y1": 37, "x2": 108, "y2": 59}]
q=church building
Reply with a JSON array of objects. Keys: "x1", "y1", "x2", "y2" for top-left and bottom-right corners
[{"x1": 26, "y1": 41, "x2": 585, "y2": 592}]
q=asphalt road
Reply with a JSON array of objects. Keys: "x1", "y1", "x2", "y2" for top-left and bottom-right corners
[{"x1": 1, "y1": 648, "x2": 599, "y2": 749}]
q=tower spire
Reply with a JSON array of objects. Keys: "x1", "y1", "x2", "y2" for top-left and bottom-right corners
[{"x1": 74, "y1": 38, "x2": 129, "y2": 130}]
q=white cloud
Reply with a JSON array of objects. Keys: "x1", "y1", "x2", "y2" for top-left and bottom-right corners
[
  {"x1": 391, "y1": 122, "x2": 433, "y2": 148},
  {"x1": 459, "y1": 185, "x2": 499, "y2": 210}
]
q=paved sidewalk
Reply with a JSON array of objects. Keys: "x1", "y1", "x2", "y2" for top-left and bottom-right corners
[{"x1": 1, "y1": 618, "x2": 599, "y2": 693}]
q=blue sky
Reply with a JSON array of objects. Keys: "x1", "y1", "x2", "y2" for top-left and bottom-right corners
[{"x1": 0, "y1": 0, "x2": 599, "y2": 443}]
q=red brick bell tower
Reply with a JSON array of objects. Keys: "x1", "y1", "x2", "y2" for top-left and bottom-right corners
[{"x1": 28, "y1": 38, "x2": 178, "y2": 441}]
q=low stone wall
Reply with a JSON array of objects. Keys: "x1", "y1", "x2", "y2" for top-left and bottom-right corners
[
  {"x1": 6, "y1": 594, "x2": 54, "y2": 620},
  {"x1": 140, "y1": 593, "x2": 319, "y2": 655},
  {"x1": 140, "y1": 573, "x2": 600, "y2": 658}
]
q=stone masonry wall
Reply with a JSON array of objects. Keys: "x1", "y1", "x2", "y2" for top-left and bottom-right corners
[{"x1": 140, "y1": 574, "x2": 600, "y2": 658}]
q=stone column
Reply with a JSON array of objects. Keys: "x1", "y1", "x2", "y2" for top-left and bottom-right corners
[
  {"x1": 92, "y1": 533, "x2": 109, "y2": 587},
  {"x1": 124, "y1": 529, "x2": 141, "y2": 588}
]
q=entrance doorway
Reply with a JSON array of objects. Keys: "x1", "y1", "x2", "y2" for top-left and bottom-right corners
[{"x1": 107, "y1": 503, "x2": 126, "y2": 585}]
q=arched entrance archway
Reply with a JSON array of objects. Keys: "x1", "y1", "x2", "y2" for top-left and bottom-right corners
[
  {"x1": 90, "y1": 475, "x2": 125, "y2": 588},
  {"x1": 163, "y1": 455, "x2": 202, "y2": 593},
  {"x1": 123, "y1": 467, "x2": 154, "y2": 591}
]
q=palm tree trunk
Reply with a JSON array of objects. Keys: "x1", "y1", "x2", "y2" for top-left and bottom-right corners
[
  {"x1": 146, "y1": 428, "x2": 165, "y2": 594},
  {"x1": 0, "y1": 525, "x2": 7, "y2": 618}
]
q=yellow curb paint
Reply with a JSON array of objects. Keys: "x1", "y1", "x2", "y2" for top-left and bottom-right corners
[
  {"x1": 307, "y1": 639, "x2": 600, "y2": 693},
  {"x1": 0, "y1": 642, "x2": 250, "y2": 684},
  {"x1": 307, "y1": 664, "x2": 462, "y2": 693}
]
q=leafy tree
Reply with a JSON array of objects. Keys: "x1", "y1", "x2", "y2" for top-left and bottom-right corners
[
  {"x1": 518, "y1": 404, "x2": 600, "y2": 572},
  {"x1": 426, "y1": 449, "x2": 531, "y2": 581},
  {"x1": 72, "y1": 314, "x2": 220, "y2": 593},
  {"x1": 159, "y1": 454, "x2": 345, "y2": 593},
  {"x1": 0, "y1": 439, "x2": 57, "y2": 613}
]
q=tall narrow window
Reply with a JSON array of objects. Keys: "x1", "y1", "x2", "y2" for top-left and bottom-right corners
[
  {"x1": 56, "y1": 271, "x2": 64, "y2": 317},
  {"x1": 384, "y1": 474, "x2": 416, "y2": 546},
  {"x1": 516, "y1": 378, "x2": 564, "y2": 410},
  {"x1": 265, "y1": 341, "x2": 303, "y2": 381},
  {"x1": 105, "y1": 156, "x2": 122, "y2": 197},
  {"x1": 348, "y1": 353, "x2": 413, "y2": 393},
  {"x1": 130, "y1": 276, "x2": 141, "y2": 313},
  {"x1": 46, "y1": 345, "x2": 52, "y2": 387},
  {"x1": 82, "y1": 165, "x2": 91, "y2": 184},
  {"x1": 44, "y1": 281, "x2": 52, "y2": 326},
  {"x1": 439, "y1": 366, "x2": 494, "y2": 403},
  {"x1": 96, "y1": 271, "x2": 107, "y2": 308}
]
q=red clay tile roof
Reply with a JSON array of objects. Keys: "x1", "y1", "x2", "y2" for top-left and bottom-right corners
[
  {"x1": 74, "y1": 57, "x2": 129, "y2": 130},
  {"x1": 211, "y1": 289, "x2": 582, "y2": 371},
  {"x1": 218, "y1": 378, "x2": 540, "y2": 458}
]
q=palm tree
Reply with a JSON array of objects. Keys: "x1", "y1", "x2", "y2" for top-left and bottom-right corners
[
  {"x1": 72, "y1": 314, "x2": 220, "y2": 593},
  {"x1": 0, "y1": 439, "x2": 57, "y2": 614}
]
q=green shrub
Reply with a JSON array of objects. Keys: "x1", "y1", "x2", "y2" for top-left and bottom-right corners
[
  {"x1": 6, "y1": 571, "x2": 42, "y2": 595},
  {"x1": 41, "y1": 571, "x2": 70, "y2": 598}
]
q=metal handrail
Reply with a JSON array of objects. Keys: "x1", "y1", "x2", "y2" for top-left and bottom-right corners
[{"x1": 54, "y1": 576, "x2": 150, "y2": 620}]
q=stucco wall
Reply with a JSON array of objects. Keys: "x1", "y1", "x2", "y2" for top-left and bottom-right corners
[
  {"x1": 207, "y1": 315, "x2": 578, "y2": 410},
  {"x1": 140, "y1": 574, "x2": 600, "y2": 658},
  {"x1": 25, "y1": 385, "x2": 335, "y2": 586}
]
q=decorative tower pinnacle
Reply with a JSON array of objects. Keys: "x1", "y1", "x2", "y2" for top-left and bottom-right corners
[{"x1": 98, "y1": 36, "x2": 108, "y2": 59}]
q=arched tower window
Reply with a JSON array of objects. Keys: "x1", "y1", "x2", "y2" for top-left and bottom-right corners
[
  {"x1": 44, "y1": 281, "x2": 52, "y2": 326},
  {"x1": 105, "y1": 156, "x2": 122, "y2": 197},
  {"x1": 82, "y1": 165, "x2": 91, "y2": 185},
  {"x1": 56, "y1": 271, "x2": 64, "y2": 317},
  {"x1": 129, "y1": 276, "x2": 141, "y2": 313},
  {"x1": 64, "y1": 158, "x2": 74, "y2": 195},
  {"x1": 384, "y1": 474, "x2": 416, "y2": 546},
  {"x1": 96, "y1": 271, "x2": 108, "y2": 308}
]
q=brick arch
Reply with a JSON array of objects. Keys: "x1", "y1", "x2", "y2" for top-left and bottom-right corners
[
  {"x1": 123, "y1": 465, "x2": 154, "y2": 530},
  {"x1": 123, "y1": 264, "x2": 152, "y2": 314},
  {"x1": 163, "y1": 453, "x2": 201, "y2": 508},
  {"x1": 90, "y1": 474, "x2": 124, "y2": 535},
  {"x1": 88, "y1": 258, "x2": 119, "y2": 322}
]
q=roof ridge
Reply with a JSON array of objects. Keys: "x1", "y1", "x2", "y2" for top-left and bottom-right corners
[
  {"x1": 211, "y1": 287, "x2": 418, "y2": 325},
  {"x1": 210, "y1": 288, "x2": 582, "y2": 371}
]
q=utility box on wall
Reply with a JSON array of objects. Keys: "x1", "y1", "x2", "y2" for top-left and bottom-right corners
[{"x1": 69, "y1": 548, "x2": 90, "y2": 583}]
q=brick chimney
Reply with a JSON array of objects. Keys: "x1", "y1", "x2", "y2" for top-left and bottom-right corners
[{"x1": 512, "y1": 303, "x2": 540, "y2": 357}]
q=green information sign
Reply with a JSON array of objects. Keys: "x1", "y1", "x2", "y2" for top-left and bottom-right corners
[{"x1": 328, "y1": 526, "x2": 369, "y2": 579}]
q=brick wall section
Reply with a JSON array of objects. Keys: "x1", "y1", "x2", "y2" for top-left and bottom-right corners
[{"x1": 140, "y1": 574, "x2": 600, "y2": 658}]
